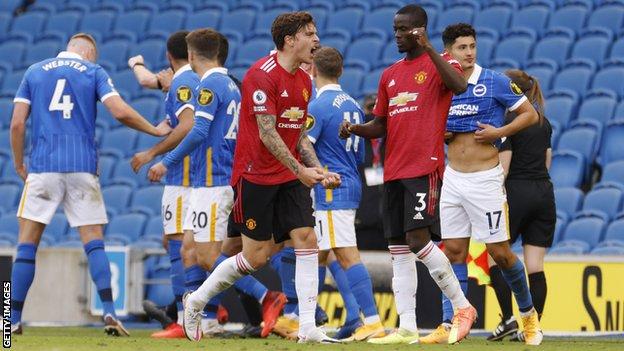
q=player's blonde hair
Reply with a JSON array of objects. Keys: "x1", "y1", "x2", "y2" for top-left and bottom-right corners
[{"x1": 68, "y1": 33, "x2": 98, "y2": 57}]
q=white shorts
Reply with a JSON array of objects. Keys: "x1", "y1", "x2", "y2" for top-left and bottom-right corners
[
  {"x1": 17, "y1": 173, "x2": 107, "y2": 227},
  {"x1": 440, "y1": 164, "x2": 510, "y2": 243},
  {"x1": 182, "y1": 186, "x2": 234, "y2": 243},
  {"x1": 314, "y1": 209, "x2": 357, "y2": 250},
  {"x1": 162, "y1": 186, "x2": 192, "y2": 235}
]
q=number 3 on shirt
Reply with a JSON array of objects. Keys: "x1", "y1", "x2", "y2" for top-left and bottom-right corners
[
  {"x1": 343, "y1": 111, "x2": 361, "y2": 152},
  {"x1": 49, "y1": 79, "x2": 74, "y2": 119},
  {"x1": 225, "y1": 100, "x2": 240, "y2": 140}
]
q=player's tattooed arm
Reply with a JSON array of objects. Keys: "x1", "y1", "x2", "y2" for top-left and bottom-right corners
[
  {"x1": 297, "y1": 129, "x2": 321, "y2": 168},
  {"x1": 257, "y1": 113, "x2": 302, "y2": 174}
]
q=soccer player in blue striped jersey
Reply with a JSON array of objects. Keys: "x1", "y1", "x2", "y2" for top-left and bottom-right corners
[
  {"x1": 306, "y1": 47, "x2": 385, "y2": 342},
  {"x1": 128, "y1": 31, "x2": 199, "y2": 339},
  {"x1": 9, "y1": 33, "x2": 170, "y2": 336},
  {"x1": 148, "y1": 29, "x2": 286, "y2": 339}
]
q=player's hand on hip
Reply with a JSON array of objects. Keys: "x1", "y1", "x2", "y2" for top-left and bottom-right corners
[
  {"x1": 321, "y1": 171, "x2": 341, "y2": 189},
  {"x1": 14, "y1": 163, "x2": 27, "y2": 181},
  {"x1": 148, "y1": 162, "x2": 167, "y2": 182},
  {"x1": 298, "y1": 166, "x2": 325, "y2": 187},
  {"x1": 411, "y1": 27, "x2": 433, "y2": 51},
  {"x1": 154, "y1": 119, "x2": 172, "y2": 136},
  {"x1": 128, "y1": 55, "x2": 144, "y2": 69},
  {"x1": 339, "y1": 120, "x2": 352, "y2": 139},
  {"x1": 474, "y1": 122, "x2": 503, "y2": 143},
  {"x1": 156, "y1": 68, "x2": 173, "y2": 92},
  {"x1": 131, "y1": 151, "x2": 153, "y2": 173}
]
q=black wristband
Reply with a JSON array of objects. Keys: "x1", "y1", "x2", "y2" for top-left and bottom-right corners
[{"x1": 132, "y1": 62, "x2": 145, "y2": 69}]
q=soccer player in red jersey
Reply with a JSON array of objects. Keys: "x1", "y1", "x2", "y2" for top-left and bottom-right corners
[
  {"x1": 182, "y1": 12, "x2": 341, "y2": 344},
  {"x1": 340, "y1": 5, "x2": 476, "y2": 345}
]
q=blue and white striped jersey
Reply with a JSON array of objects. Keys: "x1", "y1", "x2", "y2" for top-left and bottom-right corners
[{"x1": 14, "y1": 51, "x2": 118, "y2": 174}]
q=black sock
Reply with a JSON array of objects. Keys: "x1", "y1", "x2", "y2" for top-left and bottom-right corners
[
  {"x1": 237, "y1": 288, "x2": 262, "y2": 326},
  {"x1": 490, "y1": 265, "x2": 513, "y2": 321},
  {"x1": 528, "y1": 271, "x2": 547, "y2": 320}
]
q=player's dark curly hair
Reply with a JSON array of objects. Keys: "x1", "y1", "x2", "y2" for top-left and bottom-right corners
[
  {"x1": 167, "y1": 31, "x2": 189, "y2": 61},
  {"x1": 442, "y1": 23, "x2": 476, "y2": 48},
  {"x1": 185, "y1": 28, "x2": 229, "y2": 66},
  {"x1": 271, "y1": 11, "x2": 315, "y2": 51}
]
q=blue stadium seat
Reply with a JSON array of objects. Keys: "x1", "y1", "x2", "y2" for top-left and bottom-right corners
[
  {"x1": 346, "y1": 38, "x2": 384, "y2": 66},
  {"x1": 0, "y1": 214, "x2": 18, "y2": 236},
  {"x1": 24, "y1": 42, "x2": 61, "y2": 67},
  {"x1": 474, "y1": 6, "x2": 511, "y2": 32},
  {"x1": 587, "y1": 4, "x2": 624, "y2": 33},
  {"x1": 548, "y1": 6, "x2": 588, "y2": 33},
  {"x1": 146, "y1": 265, "x2": 175, "y2": 307},
  {"x1": 571, "y1": 37, "x2": 609, "y2": 67},
  {"x1": 253, "y1": 9, "x2": 288, "y2": 35},
  {"x1": 617, "y1": 101, "x2": 624, "y2": 119},
  {"x1": 597, "y1": 219, "x2": 624, "y2": 248},
  {"x1": 0, "y1": 13, "x2": 11, "y2": 34},
  {"x1": 100, "y1": 128, "x2": 138, "y2": 157},
  {"x1": 132, "y1": 97, "x2": 161, "y2": 124},
  {"x1": 581, "y1": 187, "x2": 623, "y2": 221},
  {"x1": 599, "y1": 120, "x2": 624, "y2": 166},
  {"x1": 113, "y1": 159, "x2": 150, "y2": 187},
  {"x1": 577, "y1": 92, "x2": 616, "y2": 124},
  {"x1": 548, "y1": 245, "x2": 586, "y2": 255},
  {"x1": 550, "y1": 150, "x2": 585, "y2": 188},
  {"x1": 476, "y1": 38, "x2": 494, "y2": 67},
  {"x1": 228, "y1": 67, "x2": 247, "y2": 82},
  {"x1": 236, "y1": 39, "x2": 274, "y2": 67},
  {"x1": 590, "y1": 246, "x2": 624, "y2": 255},
  {"x1": 10, "y1": 13, "x2": 47, "y2": 37},
  {"x1": 99, "y1": 40, "x2": 129, "y2": 69},
  {"x1": 143, "y1": 217, "x2": 163, "y2": 237},
  {"x1": 113, "y1": 10, "x2": 150, "y2": 34},
  {"x1": 339, "y1": 68, "x2": 364, "y2": 97},
  {"x1": 610, "y1": 37, "x2": 624, "y2": 60},
  {"x1": 592, "y1": 63, "x2": 624, "y2": 98},
  {"x1": 557, "y1": 126, "x2": 598, "y2": 171},
  {"x1": 112, "y1": 70, "x2": 143, "y2": 97},
  {"x1": 494, "y1": 37, "x2": 532, "y2": 65},
  {"x1": 553, "y1": 214, "x2": 568, "y2": 246},
  {"x1": 184, "y1": 10, "x2": 220, "y2": 31},
  {"x1": 362, "y1": 8, "x2": 396, "y2": 37},
  {"x1": 554, "y1": 187, "x2": 584, "y2": 218},
  {"x1": 599, "y1": 160, "x2": 624, "y2": 188},
  {"x1": 381, "y1": 40, "x2": 402, "y2": 66},
  {"x1": 510, "y1": 5, "x2": 550, "y2": 34},
  {"x1": 147, "y1": 10, "x2": 185, "y2": 35},
  {"x1": 0, "y1": 183, "x2": 20, "y2": 211},
  {"x1": 106, "y1": 213, "x2": 147, "y2": 242},
  {"x1": 436, "y1": 6, "x2": 474, "y2": 32},
  {"x1": 361, "y1": 68, "x2": 384, "y2": 95},
  {"x1": 0, "y1": 98, "x2": 13, "y2": 129},
  {"x1": 305, "y1": 7, "x2": 328, "y2": 31},
  {"x1": 43, "y1": 213, "x2": 69, "y2": 242},
  {"x1": 525, "y1": 59, "x2": 557, "y2": 91},
  {"x1": 44, "y1": 12, "x2": 80, "y2": 36},
  {"x1": 130, "y1": 186, "x2": 162, "y2": 216},
  {"x1": 489, "y1": 59, "x2": 519, "y2": 73},
  {"x1": 556, "y1": 217, "x2": 607, "y2": 253},
  {"x1": 0, "y1": 0, "x2": 23, "y2": 13},
  {"x1": 545, "y1": 90, "x2": 578, "y2": 127},
  {"x1": 221, "y1": 9, "x2": 256, "y2": 35},
  {"x1": 532, "y1": 36, "x2": 572, "y2": 67},
  {"x1": 327, "y1": 8, "x2": 364, "y2": 36},
  {"x1": 0, "y1": 42, "x2": 26, "y2": 68},
  {"x1": 102, "y1": 185, "x2": 133, "y2": 214},
  {"x1": 98, "y1": 155, "x2": 117, "y2": 186},
  {"x1": 0, "y1": 71, "x2": 24, "y2": 96},
  {"x1": 129, "y1": 40, "x2": 166, "y2": 70},
  {"x1": 553, "y1": 67, "x2": 592, "y2": 97}
]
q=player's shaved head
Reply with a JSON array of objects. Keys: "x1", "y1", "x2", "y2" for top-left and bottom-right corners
[
  {"x1": 442, "y1": 23, "x2": 476, "y2": 48},
  {"x1": 396, "y1": 5, "x2": 428, "y2": 28},
  {"x1": 186, "y1": 28, "x2": 228, "y2": 65},
  {"x1": 271, "y1": 11, "x2": 315, "y2": 51},
  {"x1": 167, "y1": 30, "x2": 189, "y2": 61},
  {"x1": 67, "y1": 33, "x2": 97, "y2": 62},
  {"x1": 313, "y1": 46, "x2": 343, "y2": 79}
]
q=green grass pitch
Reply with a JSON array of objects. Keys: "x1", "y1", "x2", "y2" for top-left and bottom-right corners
[{"x1": 7, "y1": 327, "x2": 624, "y2": 351}]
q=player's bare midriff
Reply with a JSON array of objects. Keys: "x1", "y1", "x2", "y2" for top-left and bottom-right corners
[{"x1": 447, "y1": 132, "x2": 499, "y2": 173}]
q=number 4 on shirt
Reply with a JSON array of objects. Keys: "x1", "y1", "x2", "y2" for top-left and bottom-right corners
[{"x1": 49, "y1": 78, "x2": 74, "y2": 119}]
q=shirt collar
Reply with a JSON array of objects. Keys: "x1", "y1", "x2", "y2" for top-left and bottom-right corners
[
  {"x1": 316, "y1": 84, "x2": 341, "y2": 96},
  {"x1": 201, "y1": 67, "x2": 228, "y2": 81},
  {"x1": 467, "y1": 64, "x2": 482, "y2": 85},
  {"x1": 173, "y1": 64, "x2": 192, "y2": 79},
  {"x1": 57, "y1": 51, "x2": 83, "y2": 60}
]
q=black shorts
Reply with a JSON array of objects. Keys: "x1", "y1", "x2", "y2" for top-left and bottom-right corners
[
  {"x1": 229, "y1": 178, "x2": 315, "y2": 243},
  {"x1": 383, "y1": 172, "x2": 441, "y2": 241},
  {"x1": 506, "y1": 179, "x2": 556, "y2": 247}
]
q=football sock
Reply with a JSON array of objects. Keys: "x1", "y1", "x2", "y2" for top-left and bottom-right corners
[
  {"x1": 529, "y1": 271, "x2": 547, "y2": 319},
  {"x1": 10, "y1": 243, "x2": 37, "y2": 324},
  {"x1": 295, "y1": 249, "x2": 319, "y2": 335},
  {"x1": 167, "y1": 239, "x2": 185, "y2": 314},
  {"x1": 389, "y1": 245, "x2": 417, "y2": 332},
  {"x1": 318, "y1": 265, "x2": 327, "y2": 293},
  {"x1": 269, "y1": 250, "x2": 282, "y2": 275},
  {"x1": 490, "y1": 265, "x2": 513, "y2": 321},
  {"x1": 442, "y1": 263, "x2": 468, "y2": 324},
  {"x1": 346, "y1": 263, "x2": 380, "y2": 323},
  {"x1": 279, "y1": 247, "x2": 298, "y2": 318},
  {"x1": 84, "y1": 239, "x2": 115, "y2": 318},
  {"x1": 215, "y1": 253, "x2": 267, "y2": 303},
  {"x1": 328, "y1": 260, "x2": 360, "y2": 323},
  {"x1": 501, "y1": 259, "x2": 534, "y2": 313}
]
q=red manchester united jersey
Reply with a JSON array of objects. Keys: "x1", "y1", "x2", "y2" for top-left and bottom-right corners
[
  {"x1": 232, "y1": 54, "x2": 313, "y2": 185},
  {"x1": 373, "y1": 52, "x2": 462, "y2": 181}
]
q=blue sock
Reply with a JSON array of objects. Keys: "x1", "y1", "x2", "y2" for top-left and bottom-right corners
[
  {"x1": 270, "y1": 250, "x2": 282, "y2": 275},
  {"x1": 168, "y1": 239, "x2": 185, "y2": 313},
  {"x1": 345, "y1": 263, "x2": 378, "y2": 320},
  {"x1": 216, "y1": 253, "x2": 267, "y2": 302},
  {"x1": 84, "y1": 240, "x2": 115, "y2": 318},
  {"x1": 11, "y1": 243, "x2": 37, "y2": 324},
  {"x1": 318, "y1": 265, "x2": 327, "y2": 293},
  {"x1": 279, "y1": 247, "x2": 297, "y2": 315},
  {"x1": 501, "y1": 259, "x2": 534, "y2": 313},
  {"x1": 442, "y1": 263, "x2": 468, "y2": 324},
  {"x1": 184, "y1": 264, "x2": 206, "y2": 292},
  {"x1": 329, "y1": 261, "x2": 360, "y2": 323}
]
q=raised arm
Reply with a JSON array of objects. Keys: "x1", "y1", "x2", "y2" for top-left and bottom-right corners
[
  {"x1": 128, "y1": 55, "x2": 159, "y2": 89},
  {"x1": 104, "y1": 95, "x2": 170, "y2": 136}
]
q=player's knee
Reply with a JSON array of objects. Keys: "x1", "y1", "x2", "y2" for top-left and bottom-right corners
[
  {"x1": 443, "y1": 243, "x2": 467, "y2": 264},
  {"x1": 334, "y1": 247, "x2": 360, "y2": 269},
  {"x1": 405, "y1": 231, "x2": 429, "y2": 252},
  {"x1": 489, "y1": 249, "x2": 516, "y2": 269},
  {"x1": 291, "y1": 227, "x2": 318, "y2": 249}
]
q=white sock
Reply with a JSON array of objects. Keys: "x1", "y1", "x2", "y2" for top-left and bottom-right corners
[
  {"x1": 188, "y1": 253, "x2": 255, "y2": 309},
  {"x1": 389, "y1": 245, "x2": 418, "y2": 332},
  {"x1": 295, "y1": 248, "x2": 319, "y2": 335},
  {"x1": 364, "y1": 315, "x2": 381, "y2": 325},
  {"x1": 417, "y1": 241, "x2": 470, "y2": 310},
  {"x1": 177, "y1": 310, "x2": 184, "y2": 326}
]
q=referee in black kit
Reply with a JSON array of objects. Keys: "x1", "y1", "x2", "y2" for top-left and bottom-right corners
[{"x1": 488, "y1": 69, "x2": 555, "y2": 342}]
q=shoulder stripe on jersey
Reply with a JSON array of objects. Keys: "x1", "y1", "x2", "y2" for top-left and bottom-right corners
[
  {"x1": 260, "y1": 57, "x2": 275, "y2": 71},
  {"x1": 263, "y1": 62, "x2": 276, "y2": 73},
  {"x1": 100, "y1": 92, "x2": 120, "y2": 102},
  {"x1": 13, "y1": 97, "x2": 31, "y2": 105},
  {"x1": 175, "y1": 103, "x2": 194, "y2": 117},
  {"x1": 196, "y1": 111, "x2": 214, "y2": 120},
  {"x1": 509, "y1": 95, "x2": 528, "y2": 112}
]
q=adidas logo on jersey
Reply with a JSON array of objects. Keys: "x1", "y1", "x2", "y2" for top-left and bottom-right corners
[
  {"x1": 388, "y1": 79, "x2": 396, "y2": 87},
  {"x1": 281, "y1": 90, "x2": 289, "y2": 97},
  {"x1": 413, "y1": 212, "x2": 424, "y2": 220}
]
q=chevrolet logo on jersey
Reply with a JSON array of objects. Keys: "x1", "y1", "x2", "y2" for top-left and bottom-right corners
[
  {"x1": 280, "y1": 107, "x2": 305, "y2": 121},
  {"x1": 389, "y1": 92, "x2": 418, "y2": 107}
]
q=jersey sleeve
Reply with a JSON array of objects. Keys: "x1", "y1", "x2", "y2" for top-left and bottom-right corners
[
  {"x1": 244, "y1": 68, "x2": 277, "y2": 117},
  {"x1": 95, "y1": 66, "x2": 119, "y2": 102},
  {"x1": 172, "y1": 79, "x2": 195, "y2": 117},
  {"x1": 443, "y1": 53, "x2": 463, "y2": 75},
  {"x1": 306, "y1": 101, "x2": 325, "y2": 143},
  {"x1": 493, "y1": 73, "x2": 527, "y2": 112},
  {"x1": 14, "y1": 70, "x2": 31, "y2": 104},
  {"x1": 372, "y1": 70, "x2": 388, "y2": 118},
  {"x1": 193, "y1": 80, "x2": 221, "y2": 122}
]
